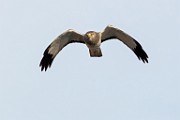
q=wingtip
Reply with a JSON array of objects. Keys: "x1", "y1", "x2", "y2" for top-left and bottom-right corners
[
  {"x1": 133, "y1": 40, "x2": 149, "y2": 63},
  {"x1": 39, "y1": 50, "x2": 54, "y2": 72}
]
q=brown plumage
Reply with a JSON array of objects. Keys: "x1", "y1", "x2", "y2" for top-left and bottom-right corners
[{"x1": 40, "y1": 25, "x2": 148, "y2": 71}]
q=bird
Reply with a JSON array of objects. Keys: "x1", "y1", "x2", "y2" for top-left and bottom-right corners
[{"x1": 39, "y1": 25, "x2": 148, "y2": 71}]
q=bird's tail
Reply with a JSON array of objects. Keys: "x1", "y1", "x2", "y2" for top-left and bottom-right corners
[{"x1": 89, "y1": 48, "x2": 102, "y2": 57}]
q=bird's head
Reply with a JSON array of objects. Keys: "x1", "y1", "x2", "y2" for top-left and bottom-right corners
[
  {"x1": 84, "y1": 31, "x2": 101, "y2": 45},
  {"x1": 86, "y1": 31, "x2": 96, "y2": 40}
]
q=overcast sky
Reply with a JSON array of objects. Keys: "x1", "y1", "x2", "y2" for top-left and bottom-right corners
[{"x1": 1, "y1": 0, "x2": 180, "y2": 120}]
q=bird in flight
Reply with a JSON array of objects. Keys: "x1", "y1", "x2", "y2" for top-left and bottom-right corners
[{"x1": 40, "y1": 25, "x2": 148, "y2": 71}]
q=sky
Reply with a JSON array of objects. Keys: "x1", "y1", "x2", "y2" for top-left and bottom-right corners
[{"x1": 0, "y1": 0, "x2": 180, "y2": 120}]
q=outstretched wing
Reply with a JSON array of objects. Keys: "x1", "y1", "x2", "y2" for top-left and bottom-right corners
[
  {"x1": 101, "y1": 25, "x2": 148, "y2": 63},
  {"x1": 40, "y1": 29, "x2": 85, "y2": 71}
]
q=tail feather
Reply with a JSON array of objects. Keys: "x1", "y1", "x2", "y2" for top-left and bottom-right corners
[{"x1": 89, "y1": 48, "x2": 102, "y2": 57}]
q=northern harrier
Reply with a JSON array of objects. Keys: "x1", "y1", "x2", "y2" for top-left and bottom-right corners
[{"x1": 40, "y1": 25, "x2": 148, "y2": 71}]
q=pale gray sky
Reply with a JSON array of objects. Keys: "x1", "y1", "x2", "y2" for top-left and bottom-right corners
[{"x1": 0, "y1": 0, "x2": 180, "y2": 120}]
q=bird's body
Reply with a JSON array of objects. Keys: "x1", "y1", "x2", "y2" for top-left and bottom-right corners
[
  {"x1": 84, "y1": 31, "x2": 102, "y2": 57},
  {"x1": 40, "y1": 25, "x2": 149, "y2": 71}
]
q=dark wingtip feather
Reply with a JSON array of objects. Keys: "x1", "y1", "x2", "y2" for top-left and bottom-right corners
[
  {"x1": 39, "y1": 47, "x2": 54, "y2": 71},
  {"x1": 133, "y1": 40, "x2": 148, "y2": 63}
]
